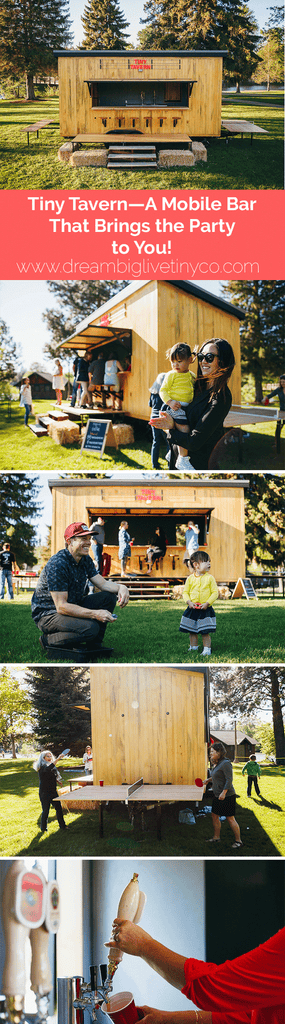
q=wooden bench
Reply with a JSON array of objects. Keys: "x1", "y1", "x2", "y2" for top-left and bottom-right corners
[{"x1": 21, "y1": 119, "x2": 57, "y2": 146}]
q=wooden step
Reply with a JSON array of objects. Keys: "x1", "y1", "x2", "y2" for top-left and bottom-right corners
[
  {"x1": 108, "y1": 144, "x2": 156, "y2": 153},
  {"x1": 29, "y1": 424, "x2": 48, "y2": 437},
  {"x1": 46, "y1": 408, "x2": 69, "y2": 421},
  {"x1": 107, "y1": 161, "x2": 157, "y2": 169}
]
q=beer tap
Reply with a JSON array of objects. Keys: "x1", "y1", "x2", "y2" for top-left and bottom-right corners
[
  {"x1": 30, "y1": 880, "x2": 60, "y2": 1024},
  {"x1": 1, "y1": 862, "x2": 46, "y2": 1024},
  {"x1": 106, "y1": 873, "x2": 146, "y2": 989}
]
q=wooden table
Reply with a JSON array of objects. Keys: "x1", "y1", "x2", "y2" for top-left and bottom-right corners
[{"x1": 222, "y1": 120, "x2": 268, "y2": 145}]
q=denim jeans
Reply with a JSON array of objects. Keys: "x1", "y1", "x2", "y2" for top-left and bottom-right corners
[
  {"x1": 24, "y1": 403, "x2": 31, "y2": 426},
  {"x1": 0, "y1": 570, "x2": 14, "y2": 599}
]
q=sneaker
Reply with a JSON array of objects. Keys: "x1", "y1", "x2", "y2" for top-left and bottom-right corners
[
  {"x1": 188, "y1": 645, "x2": 199, "y2": 651},
  {"x1": 202, "y1": 647, "x2": 212, "y2": 656},
  {"x1": 175, "y1": 455, "x2": 195, "y2": 470},
  {"x1": 232, "y1": 841, "x2": 243, "y2": 848},
  {"x1": 165, "y1": 450, "x2": 171, "y2": 463},
  {"x1": 206, "y1": 837, "x2": 221, "y2": 843}
]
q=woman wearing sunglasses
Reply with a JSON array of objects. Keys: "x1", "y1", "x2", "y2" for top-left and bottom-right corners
[{"x1": 152, "y1": 339, "x2": 235, "y2": 470}]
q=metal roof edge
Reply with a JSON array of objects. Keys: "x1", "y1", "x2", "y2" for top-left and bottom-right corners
[
  {"x1": 54, "y1": 49, "x2": 228, "y2": 57},
  {"x1": 48, "y1": 476, "x2": 250, "y2": 490}
]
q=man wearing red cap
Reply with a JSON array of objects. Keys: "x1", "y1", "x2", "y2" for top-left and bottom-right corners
[{"x1": 31, "y1": 521, "x2": 129, "y2": 659}]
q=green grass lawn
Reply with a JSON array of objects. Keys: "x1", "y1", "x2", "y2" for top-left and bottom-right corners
[
  {"x1": 0, "y1": 96, "x2": 283, "y2": 189},
  {"x1": 1, "y1": 401, "x2": 284, "y2": 471},
  {"x1": 0, "y1": 594, "x2": 284, "y2": 663},
  {"x1": 0, "y1": 759, "x2": 284, "y2": 858}
]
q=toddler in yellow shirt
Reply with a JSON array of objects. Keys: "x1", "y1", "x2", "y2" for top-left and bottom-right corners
[
  {"x1": 159, "y1": 343, "x2": 196, "y2": 471},
  {"x1": 179, "y1": 549, "x2": 219, "y2": 657}
]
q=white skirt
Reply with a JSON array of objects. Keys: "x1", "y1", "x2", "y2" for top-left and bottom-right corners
[{"x1": 53, "y1": 374, "x2": 65, "y2": 390}]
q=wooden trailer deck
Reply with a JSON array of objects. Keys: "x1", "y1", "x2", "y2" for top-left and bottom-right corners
[{"x1": 73, "y1": 132, "x2": 191, "y2": 145}]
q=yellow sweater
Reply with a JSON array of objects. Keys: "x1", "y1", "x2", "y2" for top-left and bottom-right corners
[
  {"x1": 160, "y1": 369, "x2": 195, "y2": 405},
  {"x1": 182, "y1": 573, "x2": 219, "y2": 606}
]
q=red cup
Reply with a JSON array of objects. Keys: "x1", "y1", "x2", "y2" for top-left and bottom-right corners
[
  {"x1": 103, "y1": 991, "x2": 140, "y2": 1024},
  {"x1": 99, "y1": 780, "x2": 104, "y2": 787}
]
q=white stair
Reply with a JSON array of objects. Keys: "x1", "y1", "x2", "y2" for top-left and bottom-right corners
[{"x1": 107, "y1": 144, "x2": 157, "y2": 169}]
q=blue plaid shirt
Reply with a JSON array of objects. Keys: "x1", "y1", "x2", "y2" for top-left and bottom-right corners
[{"x1": 31, "y1": 548, "x2": 98, "y2": 623}]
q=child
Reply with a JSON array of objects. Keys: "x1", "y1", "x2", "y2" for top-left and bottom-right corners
[
  {"x1": 242, "y1": 754, "x2": 261, "y2": 796},
  {"x1": 159, "y1": 343, "x2": 196, "y2": 471},
  {"x1": 179, "y1": 549, "x2": 219, "y2": 656},
  {"x1": 82, "y1": 744, "x2": 93, "y2": 775}
]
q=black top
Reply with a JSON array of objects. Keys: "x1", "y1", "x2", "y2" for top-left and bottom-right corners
[
  {"x1": 90, "y1": 358, "x2": 105, "y2": 385},
  {"x1": 76, "y1": 357, "x2": 89, "y2": 382},
  {"x1": 38, "y1": 762, "x2": 58, "y2": 797},
  {"x1": 0, "y1": 551, "x2": 16, "y2": 570},
  {"x1": 270, "y1": 387, "x2": 285, "y2": 412},
  {"x1": 170, "y1": 384, "x2": 232, "y2": 469}
]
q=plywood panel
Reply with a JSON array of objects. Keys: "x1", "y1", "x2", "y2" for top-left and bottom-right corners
[
  {"x1": 74, "y1": 280, "x2": 241, "y2": 419},
  {"x1": 157, "y1": 282, "x2": 241, "y2": 405},
  {"x1": 51, "y1": 481, "x2": 246, "y2": 580},
  {"x1": 90, "y1": 666, "x2": 207, "y2": 785},
  {"x1": 58, "y1": 55, "x2": 223, "y2": 137}
]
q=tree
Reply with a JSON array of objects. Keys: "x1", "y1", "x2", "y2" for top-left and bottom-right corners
[
  {"x1": 0, "y1": 668, "x2": 34, "y2": 758},
  {"x1": 254, "y1": 23, "x2": 284, "y2": 90},
  {"x1": 0, "y1": 474, "x2": 41, "y2": 565},
  {"x1": 0, "y1": 0, "x2": 72, "y2": 101},
  {"x1": 138, "y1": 0, "x2": 260, "y2": 91},
  {"x1": 254, "y1": 721, "x2": 276, "y2": 759},
  {"x1": 81, "y1": 0, "x2": 130, "y2": 49},
  {"x1": 222, "y1": 281, "x2": 285, "y2": 402},
  {"x1": 42, "y1": 281, "x2": 128, "y2": 361},
  {"x1": 0, "y1": 319, "x2": 22, "y2": 397},
  {"x1": 25, "y1": 666, "x2": 91, "y2": 753},
  {"x1": 210, "y1": 665, "x2": 285, "y2": 764},
  {"x1": 245, "y1": 474, "x2": 285, "y2": 570}
]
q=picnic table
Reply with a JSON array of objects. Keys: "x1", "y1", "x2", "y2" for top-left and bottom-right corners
[
  {"x1": 222, "y1": 119, "x2": 268, "y2": 145},
  {"x1": 21, "y1": 119, "x2": 57, "y2": 145}
]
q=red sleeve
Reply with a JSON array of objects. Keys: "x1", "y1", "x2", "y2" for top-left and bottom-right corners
[{"x1": 182, "y1": 929, "x2": 285, "y2": 1012}]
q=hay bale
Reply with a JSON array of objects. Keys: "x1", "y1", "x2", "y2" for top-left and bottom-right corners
[
  {"x1": 47, "y1": 419, "x2": 80, "y2": 446},
  {"x1": 70, "y1": 149, "x2": 108, "y2": 168},
  {"x1": 218, "y1": 585, "x2": 232, "y2": 600},
  {"x1": 158, "y1": 150, "x2": 195, "y2": 169},
  {"x1": 192, "y1": 142, "x2": 207, "y2": 163},
  {"x1": 112, "y1": 423, "x2": 134, "y2": 445},
  {"x1": 58, "y1": 141, "x2": 80, "y2": 162},
  {"x1": 59, "y1": 785, "x2": 99, "y2": 811}
]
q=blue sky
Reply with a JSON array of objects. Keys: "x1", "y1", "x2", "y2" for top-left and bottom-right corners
[{"x1": 70, "y1": 0, "x2": 271, "y2": 47}]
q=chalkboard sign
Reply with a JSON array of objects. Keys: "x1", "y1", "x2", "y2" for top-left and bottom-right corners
[
  {"x1": 81, "y1": 418, "x2": 117, "y2": 456},
  {"x1": 232, "y1": 577, "x2": 258, "y2": 600}
]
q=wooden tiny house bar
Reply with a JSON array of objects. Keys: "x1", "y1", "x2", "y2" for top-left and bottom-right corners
[
  {"x1": 49, "y1": 476, "x2": 248, "y2": 582},
  {"x1": 54, "y1": 49, "x2": 226, "y2": 140},
  {"x1": 90, "y1": 665, "x2": 209, "y2": 786},
  {"x1": 60, "y1": 280, "x2": 244, "y2": 418}
]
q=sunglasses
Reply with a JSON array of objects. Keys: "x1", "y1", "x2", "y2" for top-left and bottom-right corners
[{"x1": 197, "y1": 352, "x2": 218, "y2": 364}]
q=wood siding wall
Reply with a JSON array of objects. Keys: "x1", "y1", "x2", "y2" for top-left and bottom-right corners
[
  {"x1": 58, "y1": 55, "x2": 222, "y2": 137},
  {"x1": 51, "y1": 482, "x2": 246, "y2": 581},
  {"x1": 90, "y1": 666, "x2": 207, "y2": 784}
]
